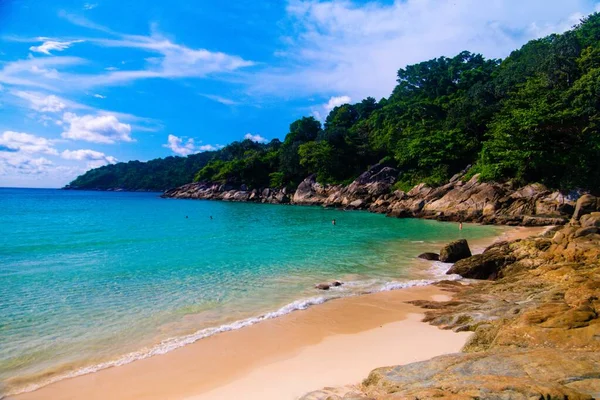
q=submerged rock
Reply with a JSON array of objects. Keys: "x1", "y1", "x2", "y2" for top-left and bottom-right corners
[
  {"x1": 315, "y1": 283, "x2": 330, "y2": 290},
  {"x1": 439, "y1": 239, "x2": 471, "y2": 263},
  {"x1": 418, "y1": 252, "x2": 440, "y2": 261}
]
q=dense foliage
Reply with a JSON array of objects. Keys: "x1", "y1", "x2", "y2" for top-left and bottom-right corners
[
  {"x1": 69, "y1": 14, "x2": 600, "y2": 193},
  {"x1": 67, "y1": 152, "x2": 216, "y2": 191}
]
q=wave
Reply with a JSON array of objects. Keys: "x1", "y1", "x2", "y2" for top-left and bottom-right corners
[{"x1": 7, "y1": 270, "x2": 457, "y2": 397}]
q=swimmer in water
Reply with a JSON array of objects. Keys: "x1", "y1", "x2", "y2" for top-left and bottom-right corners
[{"x1": 332, "y1": 219, "x2": 336, "y2": 225}]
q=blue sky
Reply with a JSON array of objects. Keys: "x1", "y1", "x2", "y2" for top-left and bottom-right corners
[{"x1": 1, "y1": 0, "x2": 599, "y2": 188}]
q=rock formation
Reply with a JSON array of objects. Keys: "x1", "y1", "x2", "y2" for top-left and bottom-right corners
[
  {"x1": 300, "y1": 199, "x2": 600, "y2": 399},
  {"x1": 162, "y1": 165, "x2": 585, "y2": 226},
  {"x1": 439, "y1": 239, "x2": 471, "y2": 263}
]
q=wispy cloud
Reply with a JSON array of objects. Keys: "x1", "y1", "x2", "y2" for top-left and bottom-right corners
[
  {"x1": 83, "y1": 3, "x2": 98, "y2": 10},
  {"x1": 0, "y1": 56, "x2": 85, "y2": 90},
  {"x1": 250, "y1": 0, "x2": 598, "y2": 100},
  {"x1": 29, "y1": 39, "x2": 84, "y2": 55},
  {"x1": 201, "y1": 94, "x2": 240, "y2": 105},
  {"x1": 12, "y1": 90, "x2": 68, "y2": 112},
  {"x1": 8, "y1": 89, "x2": 161, "y2": 132}
]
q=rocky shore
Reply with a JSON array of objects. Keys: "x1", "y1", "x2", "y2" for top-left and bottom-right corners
[
  {"x1": 301, "y1": 195, "x2": 600, "y2": 399},
  {"x1": 162, "y1": 164, "x2": 581, "y2": 226}
]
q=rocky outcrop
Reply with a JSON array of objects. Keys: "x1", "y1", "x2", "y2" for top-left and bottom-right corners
[
  {"x1": 161, "y1": 182, "x2": 291, "y2": 204},
  {"x1": 439, "y1": 239, "x2": 471, "y2": 263},
  {"x1": 301, "y1": 212, "x2": 600, "y2": 399},
  {"x1": 163, "y1": 167, "x2": 583, "y2": 226},
  {"x1": 573, "y1": 194, "x2": 600, "y2": 220},
  {"x1": 446, "y1": 242, "x2": 515, "y2": 280},
  {"x1": 387, "y1": 177, "x2": 577, "y2": 226}
]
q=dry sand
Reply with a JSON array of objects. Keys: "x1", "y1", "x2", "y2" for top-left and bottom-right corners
[{"x1": 12, "y1": 226, "x2": 544, "y2": 400}]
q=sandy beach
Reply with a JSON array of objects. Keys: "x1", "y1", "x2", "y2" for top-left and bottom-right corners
[{"x1": 10, "y1": 226, "x2": 544, "y2": 400}]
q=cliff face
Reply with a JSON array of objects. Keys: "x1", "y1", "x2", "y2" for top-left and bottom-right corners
[
  {"x1": 162, "y1": 164, "x2": 579, "y2": 226},
  {"x1": 301, "y1": 196, "x2": 600, "y2": 399}
]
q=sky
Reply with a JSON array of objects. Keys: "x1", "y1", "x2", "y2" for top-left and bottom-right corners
[{"x1": 1, "y1": 0, "x2": 599, "y2": 188}]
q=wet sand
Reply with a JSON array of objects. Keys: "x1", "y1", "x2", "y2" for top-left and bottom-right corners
[{"x1": 11, "y1": 226, "x2": 545, "y2": 400}]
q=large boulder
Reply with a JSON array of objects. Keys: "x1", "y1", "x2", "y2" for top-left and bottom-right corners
[
  {"x1": 572, "y1": 194, "x2": 600, "y2": 221},
  {"x1": 293, "y1": 175, "x2": 321, "y2": 204},
  {"x1": 446, "y1": 248, "x2": 515, "y2": 280},
  {"x1": 439, "y1": 239, "x2": 472, "y2": 263}
]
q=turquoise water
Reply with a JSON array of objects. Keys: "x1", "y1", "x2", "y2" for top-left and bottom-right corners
[{"x1": 0, "y1": 188, "x2": 501, "y2": 396}]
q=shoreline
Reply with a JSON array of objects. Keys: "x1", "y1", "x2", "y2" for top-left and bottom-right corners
[
  {"x1": 11, "y1": 287, "x2": 470, "y2": 400},
  {"x1": 8, "y1": 225, "x2": 544, "y2": 400}
]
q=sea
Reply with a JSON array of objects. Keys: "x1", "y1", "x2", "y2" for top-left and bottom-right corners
[{"x1": 0, "y1": 188, "x2": 503, "y2": 397}]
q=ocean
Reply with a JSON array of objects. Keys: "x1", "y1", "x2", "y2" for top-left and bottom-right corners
[{"x1": 0, "y1": 188, "x2": 502, "y2": 396}]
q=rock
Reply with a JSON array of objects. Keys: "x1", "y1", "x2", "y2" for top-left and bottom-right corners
[
  {"x1": 359, "y1": 349, "x2": 600, "y2": 399},
  {"x1": 331, "y1": 281, "x2": 343, "y2": 287},
  {"x1": 446, "y1": 248, "x2": 515, "y2": 280},
  {"x1": 580, "y1": 212, "x2": 600, "y2": 228},
  {"x1": 315, "y1": 283, "x2": 330, "y2": 290},
  {"x1": 439, "y1": 239, "x2": 472, "y2": 263},
  {"x1": 573, "y1": 194, "x2": 600, "y2": 220},
  {"x1": 347, "y1": 199, "x2": 365, "y2": 209},
  {"x1": 162, "y1": 169, "x2": 576, "y2": 227},
  {"x1": 418, "y1": 252, "x2": 440, "y2": 261},
  {"x1": 574, "y1": 226, "x2": 600, "y2": 238}
]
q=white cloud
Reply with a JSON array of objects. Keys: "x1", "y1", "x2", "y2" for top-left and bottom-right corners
[
  {"x1": 83, "y1": 3, "x2": 98, "y2": 10},
  {"x1": 0, "y1": 131, "x2": 59, "y2": 178},
  {"x1": 324, "y1": 95, "x2": 351, "y2": 112},
  {"x1": 163, "y1": 134, "x2": 220, "y2": 155},
  {"x1": 163, "y1": 134, "x2": 196, "y2": 156},
  {"x1": 30, "y1": 39, "x2": 84, "y2": 55},
  {"x1": 12, "y1": 90, "x2": 67, "y2": 112},
  {"x1": 0, "y1": 131, "x2": 58, "y2": 155},
  {"x1": 61, "y1": 112, "x2": 133, "y2": 143},
  {"x1": 93, "y1": 93, "x2": 106, "y2": 99},
  {"x1": 61, "y1": 149, "x2": 117, "y2": 168},
  {"x1": 0, "y1": 151, "x2": 53, "y2": 176},
  {"x1": 244, "y1": 133, "x2": 268, "y2": 143},
  {"x1": 251, "y1": 0, "x2": 599, "y2": 100}
]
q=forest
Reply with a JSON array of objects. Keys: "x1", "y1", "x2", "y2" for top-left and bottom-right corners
[{"x1": 68, "y1": 14, "x2": 600, "y2": 193}]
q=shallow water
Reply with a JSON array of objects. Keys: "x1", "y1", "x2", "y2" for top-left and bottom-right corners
[{"x1": 0, "y1": 188, "x2": 502, "y2": 396}]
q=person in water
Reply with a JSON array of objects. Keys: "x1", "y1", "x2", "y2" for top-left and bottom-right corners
[
  {"x1": 332, "y1": 219, "x2": 336, "y2": 225},
  {"x1": 459, "y1": 221, "x2": 463, "y2": 230},
  {"x1": 210, "y1": 216, "x2": 213, "y2": 220}
]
